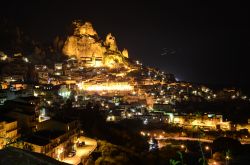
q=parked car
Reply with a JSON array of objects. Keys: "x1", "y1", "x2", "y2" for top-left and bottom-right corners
[{"x1": 68, "y1": 150, "x2": 76, "y2": 157}]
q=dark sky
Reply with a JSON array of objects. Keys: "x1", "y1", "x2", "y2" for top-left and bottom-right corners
[{"x1": 1, "y1": 1, "x2": 250, "y2": 85}]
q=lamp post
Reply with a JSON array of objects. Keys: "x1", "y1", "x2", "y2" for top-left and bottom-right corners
[
  {"x1": 205, "y1": 145, "x2": 212, "y2": 158},
  {"x1": 225, "y1": 150, "x2": 231, "y2": 165},
  {"x1": 225, "y1": 155, "x2": 230, "y2": 165},
  {"x1": 180, "y1": 144, "x2": 188, "y2": 152}
]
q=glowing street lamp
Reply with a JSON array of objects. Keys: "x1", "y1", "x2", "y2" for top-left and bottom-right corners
[
  {"x1": 159, "y1": 135, "x2": 163, "y2": 138},
  {"x1": 224, "y1": 150, "x2": 232, "y2": 165},
  {"x1": 225, "y1": 155, "x2": 231, "y2": 165},
  {"x1": 180, "y1": 144, "x2": 185, "y2": 149},
  {"x1": 205, "y1": 145, "x2": 212, "y2": 158},
  {"x1": 180, "y1": 144, "x2": 188, "y2": 152},
  {"x1": 140, "y1": 131, "x2": 145, "y2": 136}
]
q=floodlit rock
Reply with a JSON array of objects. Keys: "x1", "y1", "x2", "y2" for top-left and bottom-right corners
[
  {"x1": 105, "y1": 33, "x2": 118, "y2": 51},
  {"x1": 122, "y1": 48, "x2": 129, "y2": 58},
  {"x1": 62, "y1": 21, "x2": 128, "y2": 68},
  {"x1": 73, "y1": 21, "x2": 97, "y2": 36}
]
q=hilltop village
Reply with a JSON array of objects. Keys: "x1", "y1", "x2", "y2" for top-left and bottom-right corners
[{"x1": 0, "y1": 21, "x2": 250, "y2": 165}]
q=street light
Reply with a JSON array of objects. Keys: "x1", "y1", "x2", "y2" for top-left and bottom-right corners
[
  {"x1": 181, "y1": 144, "x2": 185, "y2": 149},
  {"x1": 225, "y1": 155, "x2": 231, "y2": 165},
  {"x1": 205, "y1": 145, "x2": 212, "y2": 158},
  {"x1": 180, "y1": 144, "x2": 188, "y2": 153},
  {"x1": 225, "y1": 150, "x2": 231, "y2": 165}
]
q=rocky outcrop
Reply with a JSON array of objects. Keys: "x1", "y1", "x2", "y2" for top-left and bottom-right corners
[
  {"x1": 105, "y1": 33, "x2": 118, "y2": 51},
  {"x1": 62, "y1": 21, "x2": 128, "y2": 68}
]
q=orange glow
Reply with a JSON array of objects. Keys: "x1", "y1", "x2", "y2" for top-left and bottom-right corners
[{"x1": 78, "y1": 82, "x2": 133, "y2": 91}]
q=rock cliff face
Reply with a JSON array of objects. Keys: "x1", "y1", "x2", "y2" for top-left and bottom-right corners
[{"x1": 62, "y1": 21, "x2": 128, "y2": 67}]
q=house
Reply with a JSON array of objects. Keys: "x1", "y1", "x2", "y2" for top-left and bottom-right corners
[
  {"x1": 0, "y1": 117, "x2": 18, "y2": 149},
  {"x1": 23, "y1": 118, "x2": 80, "y2": 161}
]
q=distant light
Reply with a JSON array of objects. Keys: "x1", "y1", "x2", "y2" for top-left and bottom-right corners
[
  {"x1": 77, "y1": 82, "x2": 133, "y2": 91},
  {"x1": 140, "y1": 131, "x2": 145, "y2": 136},
  {"x1": 143, "y1": 119, "x2": 148, "y2": 125},
  {"x1": 0, "y1": 54, "x2": 7, "y2": 61},
  {"x1": 22, "y1": 57, "x2": 29, "y2": 63},
  {"x1": 241, "y1": 96, "x2": 247, "y2": 100},
  {"x1": 34, "y1": 92, "x2": 38, "y2": 97}
]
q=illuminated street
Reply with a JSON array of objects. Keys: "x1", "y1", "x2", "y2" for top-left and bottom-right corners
[
  {"x1": 156, "y1": 136, "x2": 213, "y2": 143},
  {"x1": 62, "y1": 136, "x2": 97, "y2": 165}
]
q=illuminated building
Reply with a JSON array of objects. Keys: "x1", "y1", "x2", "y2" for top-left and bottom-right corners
[
  {"x1": 167, "y1": 113, "x2": 230, "y2": 130},
  {"x1": 58, "y1": 85, "x2": 71, "y2": 99},
  {"x1": 0, "y1": 117, "x2": 18, "y2": 149},
  {"x1": 21, "y1": 119, "x2": 80, "y2": 160},
  {"x1": 54, "y1": 63, "x2": 63, "y2": 70},
  {"x1": 34, "y1": 65, "x2": 49, "y2": 84},
  {"x1": 2, "y1": 75, "x2": 24, "y2": 83},
  {"x1": 38, "y1": 108, "x2": 50, "y2": 123},
  {"x1": 0, "y1": 51, "x2": 8, "y2": 61},
  {"x1": 77, "y1": 82, "x2": 133, "y2": 92},
  {"x1": 35, "y1": 65, "x2": 47, "y2": 71},
  {"x1": 22, "y1": 130, "x2": 72, "y2": 160}
]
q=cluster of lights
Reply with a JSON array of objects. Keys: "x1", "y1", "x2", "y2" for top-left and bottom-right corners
[
  {"x1": 0, "y1": 54, "x2": 7, "y2": 61},
  {"x1": 106, "y1": 115, "x2": 115, "y2": 121},
  {"x1": 78, "y1": 82, "x2": 133, "y2": 91},
  {"x1": 22, "y1": 57, "x2": 29, "y2": 63},
  {"x1": 59, "y1": 91, "x2": 71, "y2": 98},
  {"x1": 140, "y1": 131, "x2": 166, "y2": 138}
]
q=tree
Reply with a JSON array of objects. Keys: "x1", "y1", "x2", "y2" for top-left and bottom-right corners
[{"x1": 212, "y1": 137, "x2": 242, "y2": 155}]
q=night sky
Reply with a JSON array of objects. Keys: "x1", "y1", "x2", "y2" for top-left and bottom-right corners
[{"x1": 1, "y1": 1, "x2": 249, "y2": 86}]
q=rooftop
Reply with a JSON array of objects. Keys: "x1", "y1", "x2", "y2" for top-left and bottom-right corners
[
  {"x1": 34, "y1": 130, "x2": 66, "y2": 140},
  {"x1": 24, "y1": 136, "x2": 50, "y2": 146},
  {"x1": 52, "y1": 117, "x2": 76, "y2": 124},
  {"x1": 0, "y1": 116, "x2": 16, "y2": 123}
]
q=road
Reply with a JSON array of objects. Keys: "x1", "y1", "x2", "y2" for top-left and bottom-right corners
[
  {"x1": 156, "y1": 136, "x2": 213, "y2": 143},
  {"x1": 156, "y1": 136, "x2": 250, "y2": 144},
  {"x1": 62, "y1": 136, "x2": 97, "y2": 165}
]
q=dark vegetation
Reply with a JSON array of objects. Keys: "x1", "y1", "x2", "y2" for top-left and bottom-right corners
[
  {"x1": 0, "y1": 19, "x2": 67, "y2": 67},
  {"x1": 176, "y1": 100, "x2": 250, "y2": 123}
]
